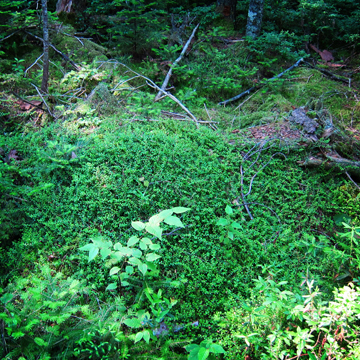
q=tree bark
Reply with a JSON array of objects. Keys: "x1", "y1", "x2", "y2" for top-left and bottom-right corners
[
  {"x1": 41, "y1": 0, "x2": 50, "y2": 93},
  {"x1": 246, "y1": 0, "x2": 264, "y2": 39}
]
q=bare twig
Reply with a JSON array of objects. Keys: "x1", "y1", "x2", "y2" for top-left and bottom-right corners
[
  {"x1": 11, "y1": 92, "x2": 44, "y2": 111},
  {"x1": 345, "y1": 171, "x2": 360, "y2": 190},
  {"x1": 155, "y1": 24, "x2": 199, "y2": 101},
  {"x1": 111, "y1": 75, "x2": 140, "y2": 92},
  {"x1": 219, "y1": 58, "x2": 304, "y2": 106},
  {"x1": 23, "y1": 30, "x2": 81, "y2": 71},
  {"x1": 24, "y1": 53, "x2": 44, "y2": 77},
  {"x1": 204, "y1": 103, "x2": 212, "y2": 121},
  {"x1": 234, "y1": 89, "x2": 261, "y2": 111},
  {"x1": 31, "y1": 83, "x2": 54, "y2": 117},
  {"x1": 63, "y1": 32, "x2": 85, "y2": 46},
  {"x1": 0, "y1": 29, "x2": 22, "y2": 42}
]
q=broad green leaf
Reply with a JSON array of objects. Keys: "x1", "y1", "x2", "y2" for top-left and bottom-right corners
[
  {"x1": 146, "y1": 261, "x2": 157, "y2": 271},
  {"x1": 132, "y1": 248, "x2": 142, "y2": 258},
  {"x1": 146, "y1": 253, "x2": 161, "y2": 262},
  {"x1": 110, "y1": 267, "x2": 121, "y2": 276},
  {"x1": 145, "y1": 223, "x2": 162, "y2": 239},
  {"x1": 114, "y1": 242, "x2": 124, "y2": 250},
  {"x1": 128, "y1": 257, "x2": 142, "y2": 266},
  {"x1": 139, "y1": 241, "x2": 147, "y2": 250},
  {"x1": 112, "y1": 251, "x2": 125, "y2": 262},
  {"x1": 231, "y1": 221, "x2": 242, "y2": 229},
  {"x1": 79, "y1": 244, "x2": 94, "y2": 251},
  {"x1": 142, "y1": 237, "x2": 152, "y2": 244},
  {"x1": 139, "y1": 263, "x2": 148, "y2": 276},
  {"x1": 135, "y1": 331, "x2": 143, "y2": 343},
  {"x1": 34, "y1": 337, "x2": 46, "y2": 346},
  {"x1": 227, "y1": 231, "x2": 234, "y2": 240},
  {"x1": 88, "y1": 246, "x2": 99, "y2": 262},
  {"x1": 132, "y1": 221, "x2": 145, "y2": 231},
  {"x1": 148, "y1": 214, "x2": 161, "y2": 225},
  {"x1": 127, "y1": 236, "x2": 139, "y2": 247},
  {"x1": 225, "y1": 205, "x2": 233, "y2": 215},
  {"x1": 164, "y1": 215, "x2": 183, "y2": 227},
  {"x1": 100, "y1": 247, "x2": 111, "y2": 259},
  {"x1": 144, "y1": 180, "x2": 149, "y2": 187},
  {"x1": 198, "y1": 347, "x2": 210, "y2": 360},
  {"x1": 122, "y1": 281, "x2": 130, "y2": 286},
  {"x1": 149, "y1": 243, "x2": 160, "y2": 250},
  {"x1": 185, "y1": 344, "x2": 200, "y2": 352},
  {"x1": 172, "y1": 207, "x2": 191, "y2": 214},
  {"x1": 106, "y1": 283, "x2": 117, "y2": 291},
  {"x1": 158, "y1": 209, "x2": 173, "y2": 220},
  {"x1": 143, "y1": 330, "x2": 150, "y2": 343},
  {"x1": 124, "y1": 318, "x2": 141, "y2": 328},
  {"x1": 126, "y1": 266, "x2": 134, "y2": 275},
  {"x1": 209, "y1": 344, "x2": 226, "y2": 354},
  {"x1": 216, "y1": 218, "x2": 228, "y2": 226}
]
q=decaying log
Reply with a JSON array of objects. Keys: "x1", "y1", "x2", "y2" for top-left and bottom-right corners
[{"x1": 298, "y1": 153, "x2": 360, "y2": 176}]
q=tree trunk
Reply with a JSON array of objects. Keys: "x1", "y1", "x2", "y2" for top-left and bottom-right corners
[
  {"x1": 246, "y1": 0, "x2": 264, "y2": 39},
  {"x1": 56, "y1": 0, "x2": 73, "y2": 14},
  {"x1": 41, "y1": 0, "x2": 49, "y2": 93}
]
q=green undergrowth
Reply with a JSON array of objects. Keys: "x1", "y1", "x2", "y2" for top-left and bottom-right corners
[{"x1": 1, "y1": 119, "x2": 360, "y2": 358}]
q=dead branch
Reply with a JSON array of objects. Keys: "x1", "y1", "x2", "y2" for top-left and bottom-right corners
[
  {"x1": 23, "y1": 30, "x2": 81, "y2": 71},
  {"x1": 219, "y1": 58, "x2": 304, "y2": 106},
  {"x1": 11, "y1": 92, "x2": 44, "y2": 111},
  {"x1": 345, "y1": 172, "x2": 360, "y2": 191},
  {"x1": 234, "y1": 89, "x2": 261, "y2": 111},
  {"x1": 303, "y1": 61, "x2": 349, "y2": 84},
  {"x1": 155, "y1": 24, "x2": 199, "y2": 102},
  {"x1": 24, "y1": 53, "x2": 44, "y2": 77},
  {"x1": 31, "y1": 83, "x2": 54, "y2": 117}
]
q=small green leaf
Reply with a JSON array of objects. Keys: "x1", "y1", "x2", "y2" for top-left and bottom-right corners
[
  {"x1": 139, "y1": 263, "x2": 148, "y2": 276},
  {"x1": 158, "y1": 209, "x2": 173, "y2": 220},
  {"x1": 132, "y1": 248, "x2": 142, "y2": 258},
  {"x1": 209, "y1": 344, "x2": 226, "y2": 354},
  {"x1": 164, "y1": 215, "x2": 183, "y2": 227},
  {"x1": 172, "y1": 207, "x2": 191, "y2": 214},
  {"x1": 145, "y1": 224, "x2": 162, "y2": 239},
  {"x1": 146, "y1": 253, "x2": 161, "y2": 262},
  {"x1": 100, "y1": 247, "x2": 111, "y2": 259},
  {"x1": 225, "y1": 205, "x2": 233, "y2": 215},
  {"x1": 227, "y1": 231, "x2": 234, "y2": 240},
  {"x1": 132, "y1": 221, "x2": 145, "y2": 231},
  {"x1": 135, "y1": 331, "x2": 143, "y2": 343},
  {"x1": 126, "y1": 266, "x2": 134, "y2": 275},
  {"x1": 144, "y1": 180, "x2": 149, "y2": 187},
  {"x1": 231, "y1": 221, "x2": 242, "y2": 229},
  {"x1": 128, "y1": 257, "x2": 142, "y2": 266},
  {"x1": 198, "y1": 347, "x2": 210, "y2": 360},
  {"x1": 139, "y1": 241, "x2": 147, "y2": 250},
  {"x1": 124, "y1": 318, "x2": 141, "y2": 328},
  {"x1": 143, "y1": 330, "x2": 150, "y2": 343},
  {"x1": 34, "y1": 337, "x2": 46, "y2": 346},
  {"x1": 127, "y1": 236, "x2": 139, "y2": 247},
  {"x1": 216, "y1": 218, "x2": 228, "y2": 226},
  {"x1": 110, "y1": 267, "x2": 120, "y2": 276},
  {"x1": 149, "y1": 243, "x2": 160, "y2": 250},
  {"x1": 88, "y1": 246, "x2": 99, "y2": 262},
  {"x1": 79, "y1": 244, "x2": 94, "y2": 251},
  {"x1": 185, "y1": 344, "x2": 200, "y2": 352},
  {"x1": 106, "y1": 283, "x2": 117, "y2": 291}
]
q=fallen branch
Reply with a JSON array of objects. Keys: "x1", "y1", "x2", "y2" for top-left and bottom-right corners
[
  {"x1": 219, "y1": 58, "x2": 304, "y2": 106},
  {"x1": 303, "y1": 61, "x2": 349, "y2": 84},
  {"x1": 31, "y1": 83, "x2": 54, "y2": 117},
  {"x1": 24, "y1": 53, "x2": 44, "y2": 77},
  {"x1": 11, "y1": 92, "x2": 44, "y2": 111},
  {"x1": 23, "y1": 30, "x2": 81, "y2": 71},
  {"x1": 298, "y1": 154, "x2": 360, "y2": 175},
  {"x1": 345, "y1": 171, "x2": 360, "y2": 191},
  {"x1": 155, "y1": 23, "x2": 199, "y2": 101}
]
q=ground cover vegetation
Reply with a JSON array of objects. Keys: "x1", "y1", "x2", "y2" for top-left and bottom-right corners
[{"x1": 1, "y1": 0, "x2": 360, "y2": 359}]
